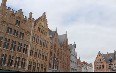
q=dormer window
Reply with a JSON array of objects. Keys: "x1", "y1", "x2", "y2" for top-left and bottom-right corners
[{"x1": 16, "y1": 20, "x2": 20, "y2": 26}]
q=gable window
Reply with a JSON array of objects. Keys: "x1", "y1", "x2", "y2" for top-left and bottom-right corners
[
  {"x1": 17, "y1": 42, "x2": 22, "y2": 52},
  {"x1": 3, "y1": 38, "x2": 10, "y2": 49},
  {"x1": 10, "y1": 40, "x2": 16, "y2": 51},
  {"x1": 16, "y1": 20, "x2": 20, "y2": 26},
  {"x1": 0, "y1": 37, "x2": 3, "y2": 47}
]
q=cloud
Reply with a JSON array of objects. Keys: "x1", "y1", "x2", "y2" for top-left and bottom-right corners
[{"x1": 1, "y1": 0, "x2": 116, "y2": 64}]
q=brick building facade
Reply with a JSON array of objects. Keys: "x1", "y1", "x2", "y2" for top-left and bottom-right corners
[
  {"x1": 94, "y1": 51, "x2": 116, "y2": 72},
  {"x1": 0, "y1": 0, "x2": 71, "y2": 72}
]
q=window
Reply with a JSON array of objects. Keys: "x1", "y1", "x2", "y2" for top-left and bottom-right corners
[
  {"x1": 6, "y1": 27, "x2": 12, "y2": 34},
  {"x1": 43, "y1": 42, "x2": 45, "y2": 47},
  {"x1": 33, "y1": 62, "x2": 36, "y2": 72},
  {"x1": 37, "y1": 63, "x2": 40, "y2": 72},
  {"x1": 38, "y1": 27, "x2": 40, "y2": 32},
  {"x1": 7, "y1": 55, "x2": 14, "y2": 66},
  {"x1": 23, "y1": 44, "x2": 28, "y2": 54},
  {"x1": 0, "y1": 37, "x2": 3, "y2": 47},
  {"x1": 102, "y1": 65, "x2": 104, "y2": 69},
  {"x1": 21, "y1": 58, "x2": 25, "y2": 68},
  {"x1": 17, "y1": 42, "x2": 22, "y2": 52},
  {"x1": 30, "y1": 50, "x2": 33, "y2": 56},
  {"x1": 40, "y1": 40, "x2": 42, "y2": 46},
  {"x1": 41, "y1": 64, "x2": 43, "y2": 72},
  {"x1": 45, "y1": 55, "x2": 47, "y2": 61},
  {"x1": 28, "y1": 61, "x2": 32, "y2": 71},
  {"x1": 1, "y1": 54, "x2": 7, "y2": 66},
  {"x1": 19, "y1": 32, "x2": 24, "y2": 39},
  {"x1": 14, "y1": 57, "x2": 20, "y2": 68},
  {"x1": 32, "y1": 36, "x2": 35, "y2": 42},
  {"x1": 3, "y1": 38, "x2": 10, "y2": 49},
  {"x1": 13, "y1": 30, "x2": 18, "y2": 37},
  {"x1": 10, "y1": 40, "x2": 16, "y2": 51},
  {"x1": 42, "y1": 54, "x2": 44, "y2": 60},
  {"x1": 16, "y1": 20, "x2": 20, "y2": 26},
  {"x1": 34, "y1": 52, "x2": 37, "y2": 58}
]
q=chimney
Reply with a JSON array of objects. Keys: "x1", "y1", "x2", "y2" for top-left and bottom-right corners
[{"x1": 29, "y1": 12, "x2": 32, "y2": 19}]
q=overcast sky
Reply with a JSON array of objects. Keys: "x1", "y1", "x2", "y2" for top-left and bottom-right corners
[{"x1": 1, "y1": 0, "x2": 116, "y2": 64}]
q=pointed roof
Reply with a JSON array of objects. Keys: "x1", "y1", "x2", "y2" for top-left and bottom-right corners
[
  {"x1": 48, "y1": 28, "x2": 56, "y2": 38},
  {"x1": 58, "y1": 34, "x2": 67, "y2": 46},
  {"x1": 102, "y1": 51, "x2": 116, "y2": 63}
]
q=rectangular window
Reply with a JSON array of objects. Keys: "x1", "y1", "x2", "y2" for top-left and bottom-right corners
[
  {"x1": 28, "y1": 61, "x2": 32, "y2": 70},
  {"x1": 34, "y1": 52, "x2": 37, "y2": 58},
  {"x1": 17, "y1": 42, "x2": 22, "y2": 52},
  {"x1": 6, "y1": 27, "x2": 12, "y2": 34},
  {"x1": 3, "y1": 38, "x2": 10, "y2": 49},
  {"x1": 1, "y1": 54, "x2": 7, "y2": 66},
  {"x1": 30, "y1": 50, "x2": 33, "y2": 56},
  {"x1": 13, "y1": 29, "x2": 18, "y2": 37},
  {"x1": 7, "y1": 55, "x2": 14, "y2": 66},
  {"x1": 16, "y1": 20, "x2": 20, "y2": 26},
  {"x1": 32, "y1": 36, "x2": 35, "y2": 42},
  {"x1": 10, "y1": 40, "x2": 16, "y2": 51},
  {"x1": 21, "y1": 58, "x2": 25, "y2": 68},
  {"x1": 23, "y1": 44, "x2": 28, "y2": 54},
  {"x1": 38, "y1": 27, "x2": 40, "y2": 32},
  {"x1": 33, "y1": 62, "x2": 36, "y2": 72},
  {"x1": 45, "y1": 55, "x2": 47, "y2": 61},
  {"x1": 0, "y1": 37, "x2": 3, "y2": 47},
  {"x1": 37, "y1": 63, "x2": 40, "y2": 72},
  {"x1": 19, "y1": 32, "x2": 24, "y2": 39}
]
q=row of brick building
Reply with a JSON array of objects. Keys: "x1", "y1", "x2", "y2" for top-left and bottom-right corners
[
  {"x1": 77, "y1": 57, "x2": 93, "y2": 72},
  {"x1": 0, "y1": 0, "x2": 85, "y2": 72},
  {"x1": 94, "y1": 50, "x2": 116, "y2": 72}
]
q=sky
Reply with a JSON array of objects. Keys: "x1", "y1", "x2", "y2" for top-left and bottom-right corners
[{"x1": 0, "y1": 0, "x2": 116, "y2": 64}]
